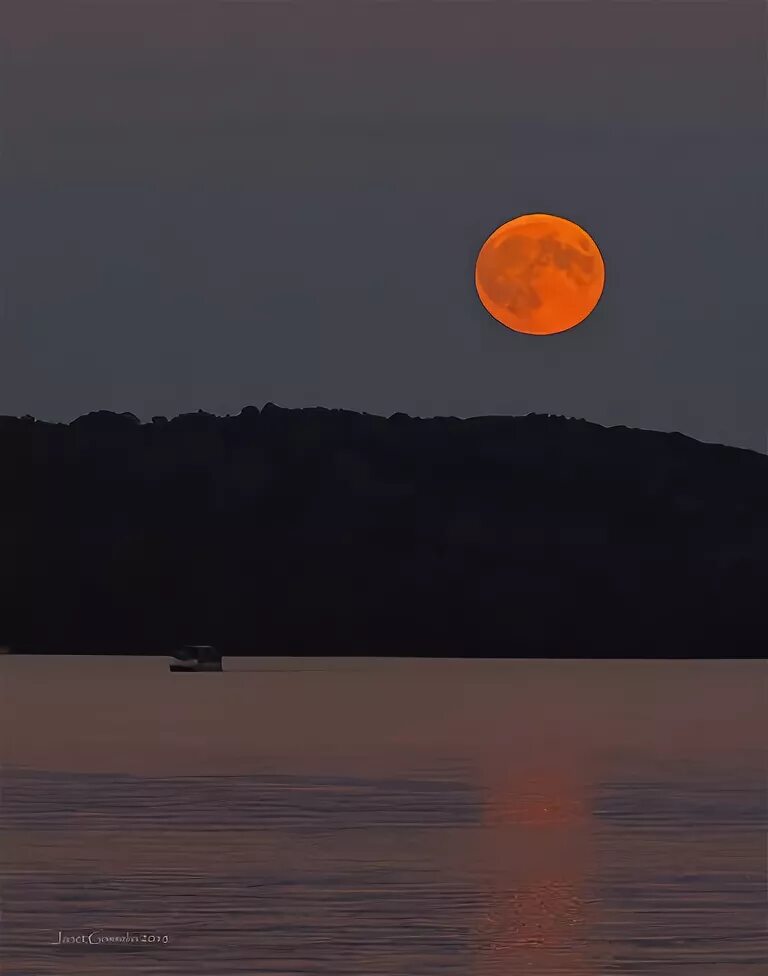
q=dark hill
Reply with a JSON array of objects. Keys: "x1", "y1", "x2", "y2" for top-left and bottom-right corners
[{"x1": 2, "y1": 407, "x2": 766, "y2": 656}]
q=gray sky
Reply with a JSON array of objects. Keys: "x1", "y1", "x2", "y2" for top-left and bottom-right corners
[{"x1": 3, "y1": 1, "x2": 767, "y2": 449}]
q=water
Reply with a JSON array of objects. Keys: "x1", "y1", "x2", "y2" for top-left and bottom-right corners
[{"x1": 1, "y1": 657, "x2": 765, "y2": 974}]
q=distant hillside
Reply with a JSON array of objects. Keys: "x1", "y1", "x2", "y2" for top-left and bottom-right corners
[{"x1": 2, "y1": 406, "x2": 766, "y2": 656}]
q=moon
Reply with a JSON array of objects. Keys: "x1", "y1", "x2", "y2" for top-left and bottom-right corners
[{"x1": 474, "y1": 213, "x2": 605, "y2": 335}]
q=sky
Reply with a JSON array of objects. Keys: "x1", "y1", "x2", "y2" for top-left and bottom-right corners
[{"x1": 3, "y1": 0, "x2": 767, "y2": 450}]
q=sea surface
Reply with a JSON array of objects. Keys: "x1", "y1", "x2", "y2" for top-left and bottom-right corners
[{"x1": 1, "y1": 656, "x2": 766, "y2": 975}]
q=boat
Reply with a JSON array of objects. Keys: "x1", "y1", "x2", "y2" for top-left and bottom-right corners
[{"x1": 170, "y1": 645, "x2": 222, "y2": 672}]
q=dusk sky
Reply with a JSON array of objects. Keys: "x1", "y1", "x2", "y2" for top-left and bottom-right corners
[{"x1": 4, "y1": 1, "x2": 766, "y2": 450}]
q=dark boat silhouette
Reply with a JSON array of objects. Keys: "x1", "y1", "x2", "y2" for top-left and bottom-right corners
[{"x1": 169, "y1": 645, "x2": 222, "y2": 672}]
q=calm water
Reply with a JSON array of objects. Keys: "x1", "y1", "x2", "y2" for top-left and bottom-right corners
[{"x1": 1, "y1": 657, "x2": 766, "y2": 975}]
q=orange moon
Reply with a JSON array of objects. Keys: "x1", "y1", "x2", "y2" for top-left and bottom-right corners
[{"x1": 474, "y1": 213, "x2": 605, "y2": 335}]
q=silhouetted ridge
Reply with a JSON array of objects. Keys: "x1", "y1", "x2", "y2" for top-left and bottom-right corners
[{"x1": 2, "y1": 407, "x2": 766, "y2": 656}]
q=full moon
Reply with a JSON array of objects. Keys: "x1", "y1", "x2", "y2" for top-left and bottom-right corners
[{"x1": 474, "y1": 213, "x2": 605, "y2": 335}]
